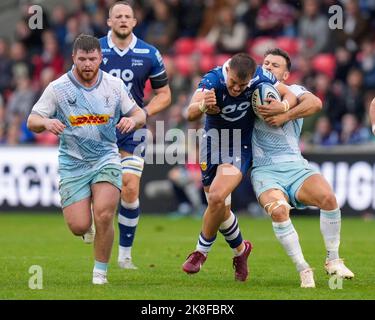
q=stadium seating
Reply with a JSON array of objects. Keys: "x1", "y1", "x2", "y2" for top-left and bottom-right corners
[{"x1": 312, "y1": 53, "x2": 336, "y2": 79}]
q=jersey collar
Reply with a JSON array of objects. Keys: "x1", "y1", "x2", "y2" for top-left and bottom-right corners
[{"x1": 107, "y1": 30, "x2": 137, "y2": 57}]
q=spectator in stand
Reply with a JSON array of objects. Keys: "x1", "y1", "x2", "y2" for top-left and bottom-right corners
[
  {"x1": 5, "y1": 73, "x2": 36, "y2": 144},
  {"x1": 0, "y1": 93, "x2": 5, "y2": 143},
  {"x1": 32, "y1": 31, "x2": 65, "y2": 88},
  {"x1": 50, "y1": 5, "x2": 68, "y2": 49},
  {"x1": 256, "y1": 0, "x2": 296, "y2": 37},
  {"x1": 342, "y1": 68, "x2": 365, "y2": 122},
  {"x1": 335, "y1": 0, "x2": 369, "y2": 52},
  {"x1": 206, "y1": 5, "x2": 248, "y2": 54},
  {"x1": 334, "y1": 46, "x2": 357, "y2": 84},
  {"x1": 63, "y1": 15, "x2": 81, "y2": 59},
  {"x1": 241, "y1": 0, "x2": 262, "y2": 38},
  {"x1": 312, "y1": 116, "x2": 339, "y2": 146},
  {"x1": 0, "y1": 37, "x2": 12, "y2": 95},
  {"x1": 145, "y1": 0, "x2": 177, "y2": 54},
  {"x1": 90, "y1": 8, "x2": 108, "y2": 38},
  {"x1": 298, "y1": 0, "x2": 330, "y2": 58},
  {"x1": 340, "y1": 113, "x2": 371, "y2": 144},
  {"x1": 9, "y1": 42, "x2": 33, "y2": 89},
  {"x1": 172, "y1": 0, "x2": 205, "y2": 38},
  {"x1": 357, "y1": 38, "x2": 375, "y2": 89}
]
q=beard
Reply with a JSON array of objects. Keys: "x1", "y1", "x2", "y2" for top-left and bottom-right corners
[
  {"x1": 76, "y1": 66, "x2": 99, "y2": 82},
  {"x1": 112, "y1": 27, "x2": 131, "y2": 40}
]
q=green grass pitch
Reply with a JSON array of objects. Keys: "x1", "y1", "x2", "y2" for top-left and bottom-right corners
[{"x1": 0, "y1": 213, "x2": 374, "y2": 300}]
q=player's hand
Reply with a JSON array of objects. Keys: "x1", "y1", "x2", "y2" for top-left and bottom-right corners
[
  {"x1": 44, "y1": 118, "x2": 65, "y2": 135},
  {"x1": 117, "y1": 117, "x2": 136, "y2": 133},
  {"x1": 203, "y1": 88, "x2": 217, "y2": 107},
  {"x1": 257, "y1": 99, "x2": 286, "y2": 116},
  {"x1": 264, "y1": 113, "x2": 289, "y2": 127},
  {"x1": 205, "y1": 104, "x2": 220, "y2": 115}
]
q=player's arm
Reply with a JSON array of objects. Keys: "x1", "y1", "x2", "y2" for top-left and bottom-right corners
[
  {"x1": 264, "y1": 92, "x2": 322, "y2": 127},
  {"x1": 117, "y1": 105, "x2": 146, "y2": 134},
  {"x1": 186, "y1": 89, "x2": 219, "y2": 121},
  {"x1": 143, "y1": 84, "x2": 171, "y2": 117},
  {"x1": 369, "y1": 98, "x2": 375, "y2": 135},
  {"x1": 27, "y1": 84, "x2": 65, "y2": 135}
]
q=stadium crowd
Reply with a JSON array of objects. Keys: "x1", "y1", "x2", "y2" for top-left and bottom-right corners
[{"x1": 0, "y1": 0, "x2": 375, "y2": 147}]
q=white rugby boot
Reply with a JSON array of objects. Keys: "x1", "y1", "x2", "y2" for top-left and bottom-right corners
[
  {"x1": 300, "y1": 268, "x2": 316, "y2": 288},
  {"x1": 118, "y1": 257, "x2": 138, "y2": 270},
  {"x1": 325, "y1": 259, "x2": 354, "y2": 279},
  {"x1": 92, "y1": 272, "x2": 108, "y2": 285}
]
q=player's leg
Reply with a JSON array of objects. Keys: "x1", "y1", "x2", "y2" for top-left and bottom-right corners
[
  {"x1": 182, "y1": 164, "x2": 244, "y2": 276},
  {"x1": 91, "y1": 181, "x2": 120, "y2": 284},
  {"x1": 118, "y1": 150, "x2": 144, "y2": 269},
  {"x1": 296, "y1": 174, "x2": 354, "y2": 278},
  {"x1": 258, "y1": 188, "x2": 314, "y2": 287},
  {"x1": 63, "y1": 198, "x2": 92, "y2": 237}
]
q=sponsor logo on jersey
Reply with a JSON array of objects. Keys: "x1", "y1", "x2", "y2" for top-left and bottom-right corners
[
  {"x1": 200, "y1": 162, "x2": 207, "y2": 171},
  {"x1": 102, "y1": 48, "x2": 111, "y2": 53},
  {"x1": 131, "y1": 58, "x2": 144, "y2": 67},
  {"x1": 69, "y1": 114, "x2": 110, "y2": 126},
  {"x1": 133, "y1": 48, "x2": 150, "y2": 54}
]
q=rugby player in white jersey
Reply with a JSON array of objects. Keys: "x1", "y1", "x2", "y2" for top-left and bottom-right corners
[
  {"x1": 251, "y1": 48, "x2": 354, "y2": 288},
  {"x1": 27, "y1": 34, "x2": 146, "y2": 285}
]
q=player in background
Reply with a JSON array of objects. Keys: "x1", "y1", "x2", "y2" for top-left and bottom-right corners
[
  {"x1": 369, "y1": 97, "x2": 375, "y2": 135},
  {"x1": 251, "y1": 48, "x2": 354, "y2": 288},
  {"x1": 99, "y1": 1, "x2": 171, "y2": 269},
  {"x1": 27, "y1": 34, "x2": 146, "y2": 284},
  {"x1": 182, "y1": 53, "x2": 298, "y2": 281}
]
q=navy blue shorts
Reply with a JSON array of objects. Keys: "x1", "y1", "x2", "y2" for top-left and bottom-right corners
[
  {"x1": 116, "y1": 128, "x2": 147, "y2": 157},
  {"x1": 199, "y1": 136, "x2": 252, "y2": 187}
]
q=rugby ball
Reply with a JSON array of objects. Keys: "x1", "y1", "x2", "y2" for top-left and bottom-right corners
[{"x1": 251, "y1": 82, "x2": 281, "y2": 120}]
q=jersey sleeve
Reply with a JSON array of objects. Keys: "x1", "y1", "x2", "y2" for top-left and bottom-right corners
[
  {"x1": 196, "y1": 71, "x2": 220, "y2": 92},
  {"x1": 149, "y1": 49, "x2": 168, "y2": 89},
  {"x1": 289, "y1": 84, "x2": 310, "y2": 98},
  {"x1": 31, "y1": 83, "x2": 58, "y2": 118},
  {"x1": 119, "y1": 82, "x2": 137, "y2": 115}
]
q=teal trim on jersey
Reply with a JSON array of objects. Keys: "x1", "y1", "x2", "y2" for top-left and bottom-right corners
[
  {"x1": 251, "y1": 160, "x2": 319, "y2": 210},
  {"x1": 67, "y1": 69, "x2": 103, "y2": 91},
  {"x1": 59, "y1": 164, "x2": 122, "y2": 208}
]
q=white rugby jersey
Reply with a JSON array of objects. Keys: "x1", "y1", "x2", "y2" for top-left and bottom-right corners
[
  {"x1": 252, "y1": 84, "x2": 310, "y2": 167},
  {"x1": 31, "y1": 69, "x2": 136, "y2": 178}
]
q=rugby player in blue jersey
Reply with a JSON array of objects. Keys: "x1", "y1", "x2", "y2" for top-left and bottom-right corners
[
  {"x1": 99, "y1": 1, "x2": 171, "y2": 269},
  {"x1": 251, "y1": 48, "x2": 354, "y2": 287},
  {"x1": 182, "y1": 53, "x2": 297, "y2": 281},
  {"x1": 27, "y1": 35, "x2": 146, "y2": 284}
]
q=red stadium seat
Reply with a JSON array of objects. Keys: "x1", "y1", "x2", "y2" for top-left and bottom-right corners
[
  {"x1": 275, "y1": 37, "x2": 300, "y2": 56},
  {"x1": 195, "y1": 38, "x2": 215, "y2": 55},
  {"x1": 174, "y1": 37, "x2": 196, "y2": 55},
  {"x1": 215, "y1": 54, "x2": 231, "y2": 67},
  {"x1": 174, "y1": 54, "x2": 193, "y2": 77},
  {"x1": 249, "y1": 37, "x2": 277, "y2": 63},
  {"x1": 199, "y1": 55, "x2": 216, "y2": 73},
  {"x1": 312, "y1": 54, "x2": 336, "y2": 79}
]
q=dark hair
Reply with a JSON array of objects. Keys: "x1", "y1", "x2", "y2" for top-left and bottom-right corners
[
  {"x1": 73, "y1": 34, "x2": 101, "y2": 54},
  {"x1": 109, "y1": 1, "x2": 133, "y2": 16},
  {"x1": 228, "y1": 53, "x2": 256, "y2": 80},
  {"x1": 264, "y1": 48, "x2": 291, "y2": 71}
]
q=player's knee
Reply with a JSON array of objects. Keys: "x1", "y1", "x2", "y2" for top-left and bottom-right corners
[
  {"x1": 319, "y1": 193, "x2": 338, "y2": 210},
  {"x1": 69, "y1": 222, "x2": 90, "y2": 236},
  {"x1": 95, "y1": 210, "x2": 114, "y2": 226},
  {"x1": 207, "y1": 191, "x2": 226, "y2": 209},
  {"x1": 270, "y1": 206, "x2": 289, "y2": 222},
  {"x1": 122, "y1": 179, "x2": 139, "y2": 201}
]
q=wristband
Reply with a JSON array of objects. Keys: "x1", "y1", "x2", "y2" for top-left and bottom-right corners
[
  {"x1": 144, "y1": 107, "x2": 149, "y2": 117},
  {"x1": 282, "y1": 100, "x2": 290, "y2": 112}
]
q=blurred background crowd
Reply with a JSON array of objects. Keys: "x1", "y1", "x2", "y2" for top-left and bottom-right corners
[{"x1": 0, "y1": 0, "x2": 375, "y2": 148}]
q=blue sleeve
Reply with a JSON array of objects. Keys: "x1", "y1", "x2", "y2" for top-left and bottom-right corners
[
  {"x1": 150, "y1": 48, "x2": 166, "y2": 78},
  {"x1": 197, "y1": 70, "x2": 220, "y2": 90},
  {"x1": 253, "y1": 66, "x2": 278, "y2": 85}
]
